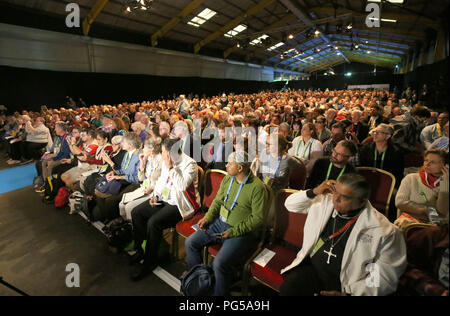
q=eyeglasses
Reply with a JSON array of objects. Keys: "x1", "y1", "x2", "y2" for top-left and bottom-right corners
[
  {"x1": 371, "y1": 131, "x2": 389, "y2": 136},
  {"x1": 332, "y1": 149, "x2": 351, "y2": 159}
]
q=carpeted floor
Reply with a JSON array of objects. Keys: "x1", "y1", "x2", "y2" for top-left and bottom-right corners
[
  {"x1": 0, "y1": 186, "x2": 180, "y2": 296},
  {"x1": 0, "y1": 163, "x2": 37, "y2": 194}
]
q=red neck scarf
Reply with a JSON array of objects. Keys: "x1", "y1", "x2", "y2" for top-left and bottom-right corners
[{"x1": 419, "y1": 167, "x2": 441, "y2": 189}]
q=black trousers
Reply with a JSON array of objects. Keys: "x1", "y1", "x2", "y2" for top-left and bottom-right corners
[
  {"x1": 279, "y1": 259, "x2": 325, "y2": 296},
  {"x1": 20, "y1": 141, "x2": 47, "y2": 160},
  {"x1": 9, "y1": 141, "x2": 22, "y2": 160},
  {"x1": 131, "y1": 201, "x2": 182, "y2": 267},
  {"x1": 94, "y1": 183, "x2": 140, "y2": 222}
]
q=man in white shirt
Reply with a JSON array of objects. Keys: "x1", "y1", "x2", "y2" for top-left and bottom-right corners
[{"x1": 280, "y1": 173, "x2": 406, "y2": 296}]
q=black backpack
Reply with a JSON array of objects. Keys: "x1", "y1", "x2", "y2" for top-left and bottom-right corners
[
  {"x1": 43, "y1": 174, "x2": 64, "y2": 203},
  {"x1": 106, "y1": 222, "x2": 133, "y2": 250},
  {"x1": 180, "y1": 264, "x2": 215, "y2": 296}
]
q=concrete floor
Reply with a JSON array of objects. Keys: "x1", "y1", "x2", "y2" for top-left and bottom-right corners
[{"x1": 0, "y1": 186, "x2": 180, "y2": 296}]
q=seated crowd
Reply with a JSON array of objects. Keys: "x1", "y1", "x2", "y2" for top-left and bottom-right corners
[{"x1": 0, "y1": 88, "x2": 448, "y2": 296}]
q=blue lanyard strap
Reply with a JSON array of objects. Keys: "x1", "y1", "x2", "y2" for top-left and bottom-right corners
[
  {"x1": 224, "y1": 173, "x2": 251, "y2": 211},
  {"x1": 268, "y1": 156, "x2": 283, "y2": 178}
]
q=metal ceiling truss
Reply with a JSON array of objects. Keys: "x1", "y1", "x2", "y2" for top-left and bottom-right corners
[
  {"x1": 193, "y1": 0, "x2": 277, "y2": 54},
  {"x1": 151, "y1": 0, "x2": 206, "y2": 47},
  {"x1": 224, "y1": 14, "x2": 295, "y2": 59},
  {"x1": 243, "y1": 12, "x2": 353, "y2": 60},
  {"x1": 331, "y1": 41, "x2": 405, "y2": 57},
  {"x1": 328, "y1": 33, "x2": 411, "y2": 51},
  {"x1": 277, "y1": 41, "x2": 329, "y2": 67},
  {"x1": 308, "y1": 7, "x2": 441, "y2": 31},
  {"x1": 82, "y1": 0, "x2": 110, "y2": 36},
  {"x1": 292, "y1": 49, "x2": 337, "y2": 70},
  {"x1": 279, "y1": 0, "x2": 350, "y2": 71},
  {"x1": 300, "y1": 55, "x2": 343, "y2": 72},
  {"x1": 307, "y1": 59, "x2": 347, "y2": 73}
]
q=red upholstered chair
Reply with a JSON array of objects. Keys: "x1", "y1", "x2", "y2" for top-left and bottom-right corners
[
  {"x1": 173, "y1": 168, "x2": 226, "y2": 259},
  {"x1": 356, "y1": 167, "x2": 395, "y2": 217},
  {"x1": 206, "y1": 184, "x2": 274, "y2": 283},
  {"x1": 242, "y1": 189, "x2": 306, "y2": 294},
  {"x1": 289, "y1": 156, "x2": 307, "y2": 190},
  {"x1": 361, "y1": 136, "x2": 374, "y2": 145}
]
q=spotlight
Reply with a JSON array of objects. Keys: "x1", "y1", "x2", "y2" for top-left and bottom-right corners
[
  {"x1": 288, "y1": 34, "x2": 294, "y2": 40},
  {"x1": 354, "y1": 44, "x2": 359, "y2": 49},
  {"x1": 346, "y1": 23, "x2": 353, "y2": 30},
  {"x1": 334, "y1": 46, "x2": 339, "y2": 50},
  {"x1": 314, "y1": 29, "x2": 321, "y2": 36}
]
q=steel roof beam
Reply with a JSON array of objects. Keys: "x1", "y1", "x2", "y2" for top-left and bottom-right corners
[
  {"x1": 151, "y1": 0, "x2": 206, "y2": 47},
  {"x1": 82, "y1": 0, "x2": 109, "y2": 36},
  {"x1": 193, "y1": 0, "x2": 277, "y2": 54}
]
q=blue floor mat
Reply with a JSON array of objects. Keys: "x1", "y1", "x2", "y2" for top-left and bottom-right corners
[{"x1": 0, "y1": 163, "x2": 37, "y2": 194}]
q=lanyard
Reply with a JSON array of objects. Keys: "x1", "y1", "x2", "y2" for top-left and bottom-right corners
[
  {"x1": 374, "y1": 148, "x2": 386, "y2": 169},
  {"x1": 166, "y1": 175, "x2": 173, "y2": 187},
  {"x1": 296, "y1": 139, "x2": 312, "y2": 159},
  {"x1": 224, "y1": 173, "x2": 250, "y2": 211},
  {"x1": 325, "y1": 162, "x2": 346, "y2": 181},
  {"x1": 268, "y1": 156, "x2": 283, "y2": 178},
  {"x1": 326, "y1": 216, "x2": 359, "y2": 242},
  {"x1": 122, "y1": 150, "x2": 135, "y2": 170},
  {"x1": 436, "y1": 124, "x2": 442, "y2": 137}
]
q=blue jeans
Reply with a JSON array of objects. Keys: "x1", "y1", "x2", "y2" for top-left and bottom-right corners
[{"x1": 185, "y1": 218, "x2": 258, "y2": 296}]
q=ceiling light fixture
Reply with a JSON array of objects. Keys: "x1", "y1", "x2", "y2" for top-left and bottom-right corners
[{"x1": 124, "y1": 0, "x2": 154, "y2": 13}]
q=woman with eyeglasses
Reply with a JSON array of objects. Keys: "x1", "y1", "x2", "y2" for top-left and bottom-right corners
[
  {"x1": 357, "y1": 123, "x2": 404, "y2": 187},
  {"x1": 288, "y1": 122, "x2": 323, "y2": 175},
  {"x1": 251, "y1": 133, "x2": 302, "y2": 192},
  {"x1": 314, "y1": 115, "x2": 331, "y2": 144},
  {"x1": 395, "y1": 149, "x2": 449, "y2": 229}
]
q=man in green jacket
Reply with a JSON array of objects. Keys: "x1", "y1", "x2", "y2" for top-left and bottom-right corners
[{"x1": 185, "y1": 151, "x2": 268, "y2": 296}]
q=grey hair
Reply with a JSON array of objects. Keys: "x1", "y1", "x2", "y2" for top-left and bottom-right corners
[
  {"x1": 377, "y1": 123, "x2": 394, "y2": 136},
  {"x1": 111, "y1": 135, "x2": 123, "y2": 145},
  {"x1": 123, "y1": 132, "x2": 142, "y2": 149},
  {"x1": 338, "y1": 173, "x2": 371, "y2": 201},
  {"x1": 55, "y1": 121, "x2": 68, "y2": 132},
  {"x1": 227, "y1": 151, "x2": 251, "y2": 173},
  {"x1": 143, "y1": 137, "x2": 162, "y2": 155}
]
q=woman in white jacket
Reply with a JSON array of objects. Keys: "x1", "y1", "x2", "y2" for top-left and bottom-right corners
[
  {"x1": 280, "y1": 173, "x2": 407, "y2": 296},
  {"x1": 129, "y1": 137, "x2": 200, "y2": 281}
]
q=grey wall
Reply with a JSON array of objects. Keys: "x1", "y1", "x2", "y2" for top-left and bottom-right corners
[{"x1": 0, "y1": 23, "x2": 305, "y2": 82}]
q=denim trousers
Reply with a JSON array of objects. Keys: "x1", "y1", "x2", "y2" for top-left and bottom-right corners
[{"x1": 185, "y1": 217, "x2": 258, "y2": 296}]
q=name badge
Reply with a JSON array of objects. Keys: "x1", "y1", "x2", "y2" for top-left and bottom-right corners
[
  {"x1": 219, "y1": 205, "x2": 230, "y2": 222},
  {"x1": 310, "y1": 238, "x2": 325, "y2": 258},
  {"x1": 143, "y1": 179, "x2": 150, "y2": 189},
  {"x1": 263, "y1": 176, "x2": 274, "y2": 186},
  {"x1": 162, "y1": 187, "x2": 171, "y2": 199}
]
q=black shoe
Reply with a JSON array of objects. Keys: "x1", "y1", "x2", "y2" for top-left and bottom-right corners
[
  {"x1": 130, "y1": 263, "x2": 156, "y2": 282},
  {"x1": 129, "y1": 251, "x2": 144, "y2": 265}
]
